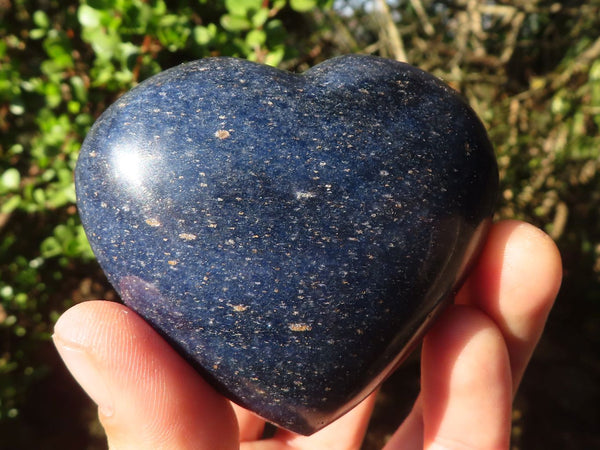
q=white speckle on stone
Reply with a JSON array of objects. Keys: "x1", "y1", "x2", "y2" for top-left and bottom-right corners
[
  {"x1": 295, "y1": 191, "x2": 316, "y2": 200},
  {"x1": 289, "y1": 323, "x2": 312, "y2": 332},
  {"x1": 215, "y1": 129, "x2": 230, "y2": 139},
  {"x1": 145, "y1": 218, "x2": 161, "y2": 227}
]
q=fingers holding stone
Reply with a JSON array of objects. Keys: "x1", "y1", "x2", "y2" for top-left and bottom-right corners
[
  {"x1": 421, "y1": 306, "x2": 512, "y2": 449},
  {"x1": 53, "y1": 301, "x2": 239, "y2": 450},
  {"x1": 456, "y1": 220, "x2": 562, "y2": 391}
]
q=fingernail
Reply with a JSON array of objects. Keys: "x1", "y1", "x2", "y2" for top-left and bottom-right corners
[{"x1": 53, "y1": 335, "x2": 114, "y2": 417}]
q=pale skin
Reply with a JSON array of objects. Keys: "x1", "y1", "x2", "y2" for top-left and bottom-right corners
[{"x1": 53, "y1": 220, "x2": 562, "y2": 449}]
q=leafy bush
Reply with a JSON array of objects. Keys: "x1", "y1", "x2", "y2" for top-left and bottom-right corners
[{"x1": 1, "y1": 0, "x2": 599, "y2": 447}]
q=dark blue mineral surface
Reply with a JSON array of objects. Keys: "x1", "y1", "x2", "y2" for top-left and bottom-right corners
[{"x1": 75, "y1": 55, "x2": 498, "y2": 435}]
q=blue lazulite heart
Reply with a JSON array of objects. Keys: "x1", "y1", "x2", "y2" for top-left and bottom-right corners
[{"x1": 75, "y1": 55, "x2": 498, "y2": 435}]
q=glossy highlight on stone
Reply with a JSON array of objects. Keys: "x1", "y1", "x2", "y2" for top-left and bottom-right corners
[{"x1": 75, "y1": 55, "x2": 498, "y2": 435}]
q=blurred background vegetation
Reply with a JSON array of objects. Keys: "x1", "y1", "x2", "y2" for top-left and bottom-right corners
[{"x1": 1, "y1": 0, "x2": 599, "y2": 448}]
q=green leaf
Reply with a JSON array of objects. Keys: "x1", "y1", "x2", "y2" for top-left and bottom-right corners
[
  {"x1": 265, "y1": 46, "x2": 285, "y2": 67},
  {"x1": 251, "y1": 8, "x2": 269, "y2": 28},
  {"x1": 0, "y1": 285, "x2": 14, "y2": 300},
  {"x1": 78, "y1": 4, "x2": 103, "y2": 28},
  {"x1": 85, "y1": 29, "x2": 122, "y2": 61},
  {"x1": 40, "y1": 237, "x2": 62, "y2": 258},
  {"x1": 591, "y1": 60, "x2": 600, "y2": 80},
  {"x1": 1, "y1": 195, "x2": 21, "y2": 214},
  {"x1": 67, "y1": 101, "x2": 81, "y2": 114},
  {"x1": 33, "y1": 10, "x2": 50, "y2": 29},
  {"x1": 290, "y1": 0, "x2": 317, "y2": 13},
  {"x1": 225, "y1": 0, "x2": 262, "y2": 16},
  {"x1": 221, "y1": 14, "x2": 251, "y2": 32},
  {"x1": 33, "y1": 188, "x2": 46, "y2": 205},
  {"x1": 194, "y1": 25, "x2": 215, "y2": 45},
  {"x1": 70, "y1": 76, "x2": 87, "y2": 102},
  {"x1": 30, "y1": 29, "x2": 47, "y2": 40},
  {"x1": 1, "y1": 168, "x2": 21, "y2": 191},
  {"x1": 246, "y1": 29, "x2": 266, "y2": 48},
  {"x1": 75, "y1": 225, "x2": 95, "y2": 259},
  {"x1": 9, "y1": 99, "x2": 25, "y2": 115}
]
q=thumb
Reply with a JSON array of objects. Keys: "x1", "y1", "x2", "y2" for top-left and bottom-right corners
[{"x1": 53, "y1": 301, "x2": 238, "y2": 450}]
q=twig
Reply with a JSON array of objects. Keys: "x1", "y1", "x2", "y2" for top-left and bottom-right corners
[
  {"x1": 0, "y1": 212, "x2": 10, "y2": 231},
  {"x1": 375, "y1": 0, "x2": 407, "y2": 62},
  {"x1": 409, "y1": 0, "x2": 434, "y2": 36},
  {"x1": 551, "y1": 35, "x2": 600, "y2": 90},
  {"x1": 551, "y1": 202, "x2": 568, "y2": 240},
  {"x1": 324, "y1": 9, "x2": 361, "y2": 54},
  {"x1": 478, "y1": 4, "x2": 518, "y2": 17},
  {"x1": 467, "y1": 0, "x2": 486, "y2": 43},
  {"x1": 500, "y1": 11, "x2": 525, "y2": 63},
  {"x1": 449, "y1": 10, "x2": 469, "y2": 69}
]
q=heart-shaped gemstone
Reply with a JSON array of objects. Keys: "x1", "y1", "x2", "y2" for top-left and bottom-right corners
[{"x1": 75, "y1": 55, "x2": 498, "y2": 435}]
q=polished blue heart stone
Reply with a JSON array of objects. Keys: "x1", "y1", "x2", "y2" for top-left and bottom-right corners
[{"x1": 75, "y1": 55, "x2": 498, "y2": 435}]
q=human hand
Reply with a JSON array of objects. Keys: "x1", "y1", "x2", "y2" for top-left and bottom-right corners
[{"x1": 53, "y1": 220, "x2": 561, "y2": 449}]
